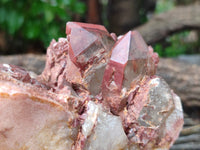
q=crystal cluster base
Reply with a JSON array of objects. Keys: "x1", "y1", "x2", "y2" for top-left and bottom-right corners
[{"x1": 0, "y1": 22, "x2": 183, "y2": 150}]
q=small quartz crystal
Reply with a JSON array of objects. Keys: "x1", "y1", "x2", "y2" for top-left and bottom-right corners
[{"x1": 0, "y1": 22, "x2": 183, "y2": 150}]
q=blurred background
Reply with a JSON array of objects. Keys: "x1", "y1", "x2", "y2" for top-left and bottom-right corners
[
  {"x1": 0, "y1": 0, "x2": 200, "y2": 56},
  {"x1": 0, "y1": 0, "x2": 200, "y2": 149}
]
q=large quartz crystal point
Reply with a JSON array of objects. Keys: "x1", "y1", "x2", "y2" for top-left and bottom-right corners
[
  {"x1": 66, "y1": 22, "x2": 115, "y2": 71},
  {"x1": 102, "y1": 31, "x2": 158, "y2": 113},
  {"x1": 66, "y1": 22, "x2": 116, "y2": 95}
]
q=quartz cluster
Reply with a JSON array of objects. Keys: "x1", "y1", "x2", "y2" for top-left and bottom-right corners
[{"x1": 0, "y1": 22, "x2": 183, "y2": 150}]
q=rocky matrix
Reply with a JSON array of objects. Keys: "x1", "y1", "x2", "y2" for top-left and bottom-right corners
[{"x1": 0, "y1": 22, "x2": 183, "y2": 150}]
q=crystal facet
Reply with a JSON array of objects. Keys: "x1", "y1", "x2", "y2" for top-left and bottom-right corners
[
  {"x1": 102, "y1": 31, "x2": 158, "y2": 113},
  {"x1": 66, "y1": 22, "x2": 115, "y2": 71},
  {"x1": 0, "y1": 22, "x2": 183, "y2": 150}
]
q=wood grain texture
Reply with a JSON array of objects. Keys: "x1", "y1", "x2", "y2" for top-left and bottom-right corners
[{"x1": 137, "y1": 4, "x2": 200, "y2": 44}]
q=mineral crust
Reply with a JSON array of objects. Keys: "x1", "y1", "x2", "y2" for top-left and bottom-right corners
[{"x1": 0, "y1": 22, "x2": 183, "y2": 150}]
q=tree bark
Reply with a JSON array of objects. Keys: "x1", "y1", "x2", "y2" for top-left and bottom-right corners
[
  {"x1": 136, "y1": 4, "x2": 200, "y2": 44},
  {"x1": 86, "y1": 0, "x2": 101, "y2": 24},
  {"x1": 107, "y1": 0, "x2": 156, "y2": 35},
  {"x1": 108, "y1": 0, "x2": 140, "y2": 35}
]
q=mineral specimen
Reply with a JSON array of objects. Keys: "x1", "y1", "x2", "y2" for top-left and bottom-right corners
[{"x1": 0, "y1": 22, "x2": 183, "y2": 150}]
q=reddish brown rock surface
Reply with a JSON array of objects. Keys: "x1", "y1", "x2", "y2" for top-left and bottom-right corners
[{"x1": 0, "y1": 22, "x2": 183, "y2": 150}]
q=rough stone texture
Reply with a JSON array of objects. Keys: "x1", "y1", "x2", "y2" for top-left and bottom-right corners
[
  {"x1": 1, "y1": 54, "x2": 198, "y2": 112},
  {"x1": 0, "y1": 22, "x2": 183, "y2": 150},
  {"x1": 121, "y1": 77, "x2": 183, "y2": 149}
]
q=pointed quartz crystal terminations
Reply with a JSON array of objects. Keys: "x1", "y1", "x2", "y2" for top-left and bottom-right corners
[
  {"x1": 66, "y1": 22, "x2": 115, "y2": 71},
  {"x1": 102, "y1": 31, "x2": 158, "y2": 113},
  {"x1": 64, "y1": 22, "x2": 116, "y2": 95},
  {"x1": 0, "y1": 22, "x2": 183, "y2": 150}
]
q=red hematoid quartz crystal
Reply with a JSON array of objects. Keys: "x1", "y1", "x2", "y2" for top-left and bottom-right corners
[{"x1": 0, "y1": 22, "x2": 183, "y2": 150}]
